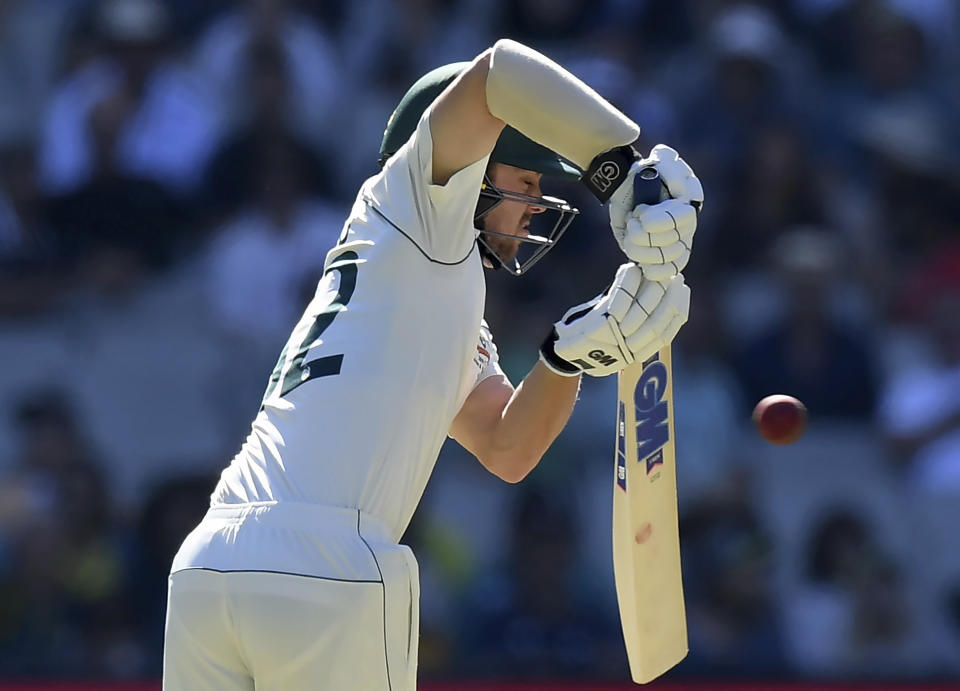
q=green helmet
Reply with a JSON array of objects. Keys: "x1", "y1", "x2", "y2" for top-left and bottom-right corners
[
  {"x1": 379, "y1": 62, "x2": 582, "y2": 180},
  {"x1": 379, "y1": 63, "x2": 581, "y2": 275}
]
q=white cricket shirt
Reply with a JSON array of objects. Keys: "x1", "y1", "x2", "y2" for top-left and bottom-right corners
[{"x1": 210, "y1": 111, "x2": 503, "y2": 541}]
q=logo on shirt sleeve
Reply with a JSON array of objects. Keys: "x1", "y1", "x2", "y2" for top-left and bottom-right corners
[{"x1": 474, "y1": 344, "x2": 490, "y2": 370}]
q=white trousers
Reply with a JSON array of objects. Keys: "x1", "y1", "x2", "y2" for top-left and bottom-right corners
[{"x1": 162, "y1": 503, "x2": 419, "y2": 691}]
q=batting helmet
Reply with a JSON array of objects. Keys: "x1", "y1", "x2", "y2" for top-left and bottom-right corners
[{"x1": 379, "y1": 62, "x2": 581, "y2": 275}]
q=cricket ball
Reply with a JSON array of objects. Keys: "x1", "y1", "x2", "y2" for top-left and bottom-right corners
[{"x1": 752, "y1": 394, "x2": 807, "y2": 445}]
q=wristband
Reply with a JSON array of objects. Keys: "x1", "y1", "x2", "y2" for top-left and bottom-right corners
[
  {"x1": 538, "y1": 328, "x2": 582, "y2": 377},
  {"x1": 583, "y1": 145, "x2": 639, "y2": 203}
]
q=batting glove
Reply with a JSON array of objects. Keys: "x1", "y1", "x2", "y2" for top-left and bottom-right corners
[
  {"x1": 539, "y1": 263, "x2": 691, "y2": 377},
  {"x1": 608, "y1": 145, "x2": 703, "y2": 280}
]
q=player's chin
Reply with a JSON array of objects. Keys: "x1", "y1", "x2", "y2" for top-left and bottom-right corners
[
  {"x1": 502, "y1": 242, "x2": 522, "y2": 262},
  {"x1": 489, "y1": 239, "x2": 519, "y2": 263}
]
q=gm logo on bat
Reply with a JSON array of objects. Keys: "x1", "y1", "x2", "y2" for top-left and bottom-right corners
[
  {"x1": 616, "y1": 354, "x2": 671, "y2": 490},
  {"x1": 635, "y1": 354, "x2": 669, "y2": 476}
]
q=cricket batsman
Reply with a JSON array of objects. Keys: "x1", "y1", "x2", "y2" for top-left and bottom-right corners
[{"x1": 163, "y1": 39, "x2": 703, "y2": 690}]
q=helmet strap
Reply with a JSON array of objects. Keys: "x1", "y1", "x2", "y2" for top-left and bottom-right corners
[
  {"x1": 475, "y1": 174, "x2": 505, "y2": 271},
  {"x1": 477, "y1": 236, "x2": 501, "y2": 271}
]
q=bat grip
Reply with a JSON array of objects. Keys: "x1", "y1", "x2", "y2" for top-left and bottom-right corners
[{"x1": 633, "y1": 167, "x2": 667, "y2": 206}]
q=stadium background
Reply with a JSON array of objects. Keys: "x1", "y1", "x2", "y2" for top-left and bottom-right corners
[{"x1": 0, "y1": 0, "x2": 958, "y2": 685}]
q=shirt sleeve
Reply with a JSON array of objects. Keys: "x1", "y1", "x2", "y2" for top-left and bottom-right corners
[{"x1": 364, "y1": 109, "x2": 490, "y2": 264}]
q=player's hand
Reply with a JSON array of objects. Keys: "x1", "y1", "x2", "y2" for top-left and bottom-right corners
[
  {"x1": 539, "y1": 263, "x2": 690, "y2": 377},
  {"x1": 608, "y1": 145, "x2": 703, "y2": 280}
]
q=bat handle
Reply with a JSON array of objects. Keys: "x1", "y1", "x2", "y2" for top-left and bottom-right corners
[{"x1": 633, "y1": 166, "x2": 667, "y2": 206}]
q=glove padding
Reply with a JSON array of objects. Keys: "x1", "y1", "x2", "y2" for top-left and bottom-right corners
[
  {"x1": 608, "y1": 145, "x2": 703, "y2": 280},
  {"x1": 540, "y1": 263, "x2": 690, "y2": 378}
]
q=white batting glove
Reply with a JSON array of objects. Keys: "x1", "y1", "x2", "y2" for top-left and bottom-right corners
[
  {"x1": 608, "y1": 145, "x2": 703, "y2": 280},
  {"x1": 539, "y1": 263, "x2": 691, "y2": 377}
]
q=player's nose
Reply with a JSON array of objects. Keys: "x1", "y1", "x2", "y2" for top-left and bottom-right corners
[{"x1": 528, "y1": 201, "x2": 546, "y2": 215}]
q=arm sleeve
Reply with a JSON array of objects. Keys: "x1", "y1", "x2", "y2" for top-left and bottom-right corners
[
  {"x1": 485, "y1": 39, "x2": 640, "y2": 169},
  {"x1": 365, "y1": 110, "x2": 489, "y2": 264}
]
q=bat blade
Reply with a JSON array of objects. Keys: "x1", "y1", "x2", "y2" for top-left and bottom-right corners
[{"x1": 613, "y1": 345, "x2": 687, "y2": 684}]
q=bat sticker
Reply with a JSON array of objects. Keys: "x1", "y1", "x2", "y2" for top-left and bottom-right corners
[
  {"x1": 634, "y1": 354, "x2": 670, "y2": 476},
  {"x1": 616, "y1": 400, "x2": 627, "y2": 491}
]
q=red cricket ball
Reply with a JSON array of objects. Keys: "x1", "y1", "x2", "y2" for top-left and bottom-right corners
[{"x1": 752, "y1": 394, "x2": 807, "y2": 445}]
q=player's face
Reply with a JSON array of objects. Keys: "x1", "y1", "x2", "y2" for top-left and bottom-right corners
[{"x1": 482, "y1": 163, "x2": 546, "y2": 262}]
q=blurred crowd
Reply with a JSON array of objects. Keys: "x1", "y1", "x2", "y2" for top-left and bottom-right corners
[{"x1": 0, "y1": 0, "x2": 958, "y2": 682}]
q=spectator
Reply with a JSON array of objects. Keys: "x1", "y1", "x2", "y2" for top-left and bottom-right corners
[
  {"x1": 733, "y1": 227, "x2": 879, "y2": 420},
  {"x1": 843, "y1": 2, "x2": 952, "y2": 105},
  {"x1": 200, "y1": 36, "x2": 333, "y2": 220},
  {"x1": 43, "y1": 119, "x2": 187, "y2": 296},
  {"x1": 0, "y1": 390, "x2": 137, "y2": 676},
  {"x1": 794, "y1": 0, "x2": 960, "y2": 82},
  {"x1": 879, "y1": 249, "x2": 960, "y2": 492},
  {"x1": 38, "y1": 0, "x2": 221, "y2": 196},
  {"x1": 671, "y1": 4, "x2": 814, "y2": 208},
  {"x1": 192, "y1": 0, "x2": 340, "y2": 152},
  {"x1": 784, "y1": 508, "x2": 915, "y2": 676},
  {"x1": 820, "y1": 2, "x2": 959, "y2": 185},
  {"x1": 132, "y1": 473, "x2": 218, "y2": 673},
  {"x1": 0, "y1": 514, "x2": 74, "y2": 675},
  {"x1": 202, "y1": 134, "x2": 344, "y2": 358},
  {"x1": 852, "y1": 100, "x2": 960, "y2": 286},
  {"x1": 802, "y1": 2, "x2": 960, "y2": 311},
  {"x1": 0, "y1": 141, "x2": 72, "y2": 316},
  {"x1": 678, "y1": 483, "x2": 788, "y2": 677},
  {"x1": 0, "y1": 391, "x2": 83, "y2": 574},
  {"x1": 459, "y1": 487, "x2": 623, "y2": 680},
  {"x1": 672, "y1": 284, "x2": 745, "y2": 510},
  {"x1": 706, "y1": 119, "x2": 827, "y2": 274},
  {"x1": 56, "y1": 460, "x2": 143, "y2": 677},
  {"x1": 8, "y1": 389, "x2": 89, "y2": 477}
]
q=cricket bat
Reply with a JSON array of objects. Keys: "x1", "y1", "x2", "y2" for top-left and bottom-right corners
[{"x1": 612, "y1": 169, "x2": 688, "y2": 684}]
